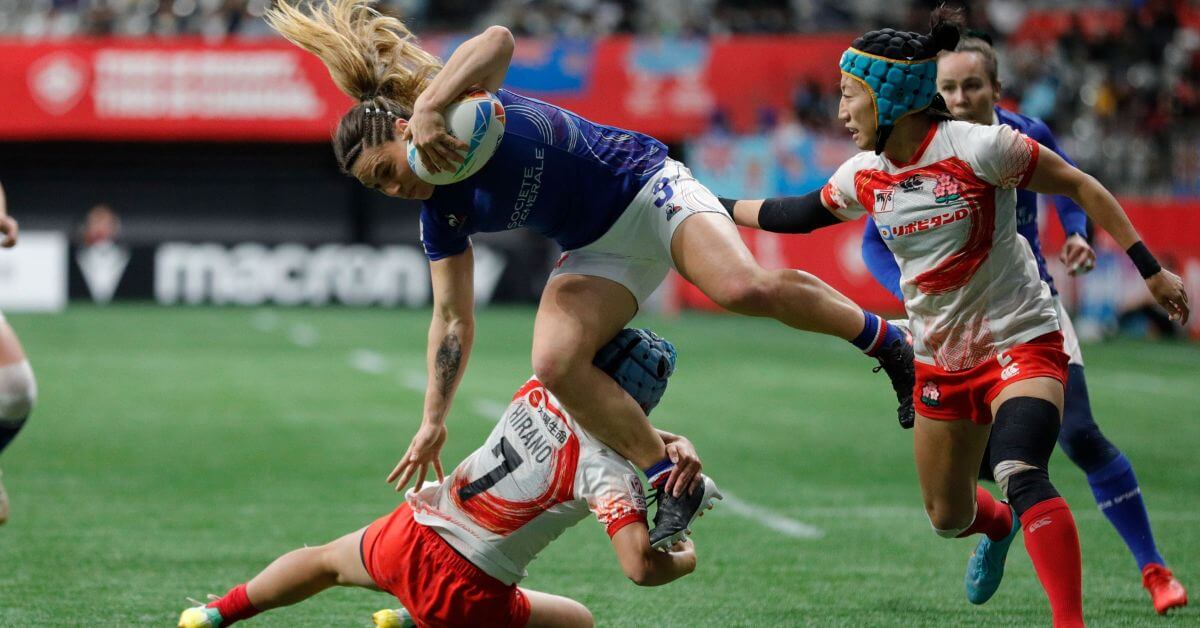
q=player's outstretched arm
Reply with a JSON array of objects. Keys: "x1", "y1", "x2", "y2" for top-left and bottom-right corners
[
  {"x1": 1026, "y1": 148, "x2": 1190, "y2": 323},
  {"x1": 407, "y1": 26, "x2": 514, "y2": 173},
  {"x1": 717, "y1": 191, "x2": 844, "y2": 233},
  {"x1": 387, "y1": 247, "x2": 476, "y2": 491},
  {"x1": 610, "y1": 523, "x2": 697, "y2": 586}
]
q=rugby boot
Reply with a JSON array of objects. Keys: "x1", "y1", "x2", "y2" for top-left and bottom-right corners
[
  {"x1": 1142, "y1": 563, "x2": 1188, "y2": 615},
  {"x1": 965, "y1": 503, "x2": 1020, "y2": 605},
  {"x1": 179, "y1": 605, "x2": 223, "y2": 628},
  {"x1": 373, "y1": 608, "x2": 417, "y2": 628},
  {"x1": 872, "y1": 335, "x2": 916, "y2": 428},
  {"x1": 648, "y1": 475, "x2": 722, "y2": 550}
]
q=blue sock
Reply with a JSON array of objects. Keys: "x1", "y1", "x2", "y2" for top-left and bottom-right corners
[
  {"x1": 851, "y1": 312, "x2": 901, "y2": 356},
  {"x1": 643, "y1": 458, "x2": 674, "y2": 488},
  {"x1": 1087, "y1": 453, "x2": 1165, "y2": 570}
]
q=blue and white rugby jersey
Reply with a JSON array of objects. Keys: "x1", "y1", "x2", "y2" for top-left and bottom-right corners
[{"x1": 418, "y1": 89, "x2": 668, "y2": 260}]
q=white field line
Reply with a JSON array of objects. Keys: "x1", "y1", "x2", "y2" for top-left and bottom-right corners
[
  {"x1": 287, "y1": 323, "x2": 319, "y2": 347},
  {"x1": 718, "y1": 492, "x2": 824, "y2": 540},
  {"x1": 348, "y1": 349, "x2": 390, "y2": 375}
]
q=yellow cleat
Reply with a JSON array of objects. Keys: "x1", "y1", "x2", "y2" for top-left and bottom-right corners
[
  {"x1": 178, "y1": 605, "x2": 223, "y2": 628},
  {"x1": 373, "y1": 608, "x2": 415, "y2": 628}
]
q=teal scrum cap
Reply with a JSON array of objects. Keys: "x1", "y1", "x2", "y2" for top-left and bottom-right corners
[{"x1": 839, "y1": 22, "x2": 960, "y2": 154}]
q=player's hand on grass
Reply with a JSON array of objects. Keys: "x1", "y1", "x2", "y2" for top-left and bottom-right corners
[
  {"x1": 387, "y1": 422, "x2": 447, "y2": 492},
  {"x1": 404, "y1": 106, "x2": 468, "y2": 175},
  {"x1": 663, "y1": 435, "x2": 702, "y2": 498},
  {"x1": 1059, "y1": 234, "x2": 1095, "y2": 275},
  {"x1": 0, "y1": 215, "x2": 18, "y2": 248},
  {"x1": 1146, "y1": 269, "x2": 1190, "y2": 325}
]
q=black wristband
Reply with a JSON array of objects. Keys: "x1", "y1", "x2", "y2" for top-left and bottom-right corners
[
  {"x1": 717, "y1": 197, "x2": 737, "y2": 219},
  {"x1": 1126, "y1": 241, "x2": 1162, "y2": 279}
]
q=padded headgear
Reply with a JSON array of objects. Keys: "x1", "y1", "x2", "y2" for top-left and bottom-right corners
[
  {"x1": 840, "y1": 22, "x2": 959, "y2": 153},
  {"x1": 593, "y1": 328, "x2": 676, "y2": 415}
]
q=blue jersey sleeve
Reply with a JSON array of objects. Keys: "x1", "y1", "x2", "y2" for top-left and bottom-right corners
[
  {"x1": 420, "y1": 200, "x2": 470, "y2": 261},
  {"x1": 1029, "y1": 120, "x2": 1089, "y2": 238},
  {"x1": 861, "y1": 217, "x2": 903, "y2": 302}
]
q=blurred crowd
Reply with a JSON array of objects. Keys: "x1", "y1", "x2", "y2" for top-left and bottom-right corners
[{"x1": 3, "y1": 0, "x2": 1200, "y2": 194}]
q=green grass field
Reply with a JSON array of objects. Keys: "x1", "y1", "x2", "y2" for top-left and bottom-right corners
[{"x1": 1, "y1": 305, "x2": 1197, "y2": 626}]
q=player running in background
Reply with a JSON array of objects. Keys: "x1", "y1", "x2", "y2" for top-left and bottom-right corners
[
  {"x1": 179, "y1": 329, "x2": 717, "y2": 628},
  {"x1": 719, "y1": 8, "x2": 1189, "y2": 626},
  {"x1": 264, "y1": 0, "x2": 914, "y2": 549},
  {"x1": 0, "y1": 180, "x2": 40, "y2": 526},
  {"x1": 859, "y1": 33, "x2": 1187, "y2": 615}
]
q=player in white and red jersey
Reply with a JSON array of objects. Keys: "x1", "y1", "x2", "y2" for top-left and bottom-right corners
[
  {"x1": 0, "y1": 180, "x2": 39, "y2": 526},
  {"x1": 719, "y1": 8, "x2": 1188, "y2": 627},
  {"x1": 179, "y1": 329, "x2": 720, "y2": 628}
]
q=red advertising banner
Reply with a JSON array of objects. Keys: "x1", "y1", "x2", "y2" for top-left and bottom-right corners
[{"x1": 0, "y1": 35, "x2": 849, "y2": 141}]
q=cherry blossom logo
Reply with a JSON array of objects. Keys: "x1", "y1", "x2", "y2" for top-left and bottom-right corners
[
  {"x1": 933, "y1": 173, "x2": 962, "y2": 204},
  {"x1": 28, "y1": 52, "x2": 89, "y2": 116},
  {"x1": 920, "y1": 381, "x2": 941, "y2": 407}
]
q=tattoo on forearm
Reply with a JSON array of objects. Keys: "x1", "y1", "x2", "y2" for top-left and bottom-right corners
[{"x1": 435, "y1": 333, "x2": 462, "y2": 397}]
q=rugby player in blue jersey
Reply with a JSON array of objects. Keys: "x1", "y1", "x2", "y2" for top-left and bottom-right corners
[
  {"x1": 266, "y1": 0, "x2": 915, "y2": 549},
  {"x1": 857, "y1": 34, "x2": 1187, "y2": 615}
]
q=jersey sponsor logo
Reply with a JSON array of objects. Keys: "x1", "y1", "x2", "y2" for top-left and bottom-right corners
[
  {"x1": 897, "y1": 175, "x2": 924, "y2": 192},
  {"x1": 508, "y1": 147, "x2": 546, "y2": 229},
  {"x1": 446, "y1": 213, "x2": 467, "y2": 229},
  {"x1": 996, "y1": 351, "x2": 1012, "y2": 367},
  {"x1": 873, "y1": 188, "x2": 895, "y2": 214},
  {"x1": 886, "y1": 206, "x2": 971, "y2": 238},
  {"x1": 920, "y1": 381, "x2": 941, "y2": 407},
  {"x1": 1000, "y1": 363, "x2": 1020, "y2": 381},
  {"x1": 933, "y1": 173, "x2": 963, "y2": 204}
]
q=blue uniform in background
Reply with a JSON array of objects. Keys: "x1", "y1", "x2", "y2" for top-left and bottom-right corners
[
  {"x1": 860, "y1": 106, "x2": 1171, "y2": 575},
  {"x1": 418, "y1": 89, "x2": 667, "y2": 261},
  {"x1": 861, "y1": 106, "x2": 1088, "y2": 301}
]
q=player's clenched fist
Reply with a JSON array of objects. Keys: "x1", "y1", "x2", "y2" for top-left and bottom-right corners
[{"x1": 387, "y1": 422, "x2": 447, "y2": 493}]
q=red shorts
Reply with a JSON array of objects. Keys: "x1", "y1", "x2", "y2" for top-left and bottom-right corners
[
  {"x1": 914, "y1": 331, "x2": 1069, "y2": 425},
  {"x1": 360, "y1": 503, "x2": 531, "y2": 628}
]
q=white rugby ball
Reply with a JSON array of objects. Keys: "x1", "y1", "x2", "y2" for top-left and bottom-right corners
[{"x1": 409, "y1": 90, "x2": 506, "y2": 185}]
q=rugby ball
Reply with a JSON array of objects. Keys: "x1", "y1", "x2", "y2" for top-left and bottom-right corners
[{"x1": 409, "y1": 90, "x2": 506, "y2": 185}]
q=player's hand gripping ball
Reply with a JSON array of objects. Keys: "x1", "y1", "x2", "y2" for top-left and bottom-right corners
[{"x1": 408, "y1": 90, "x2": 506, "y2": 185}]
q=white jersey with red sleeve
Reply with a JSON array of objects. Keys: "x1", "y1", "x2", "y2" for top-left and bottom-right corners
[
  {"x1": 822, "y1": 120, "x2": 1060, "y2": 372},
  {"x1": 407, "y1": 377, "x2": 648, "y2": 585}
]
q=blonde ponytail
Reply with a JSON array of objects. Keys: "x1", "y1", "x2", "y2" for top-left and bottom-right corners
[{"x1": 266, "y1": 0, "x2": 441, "y2": 114}]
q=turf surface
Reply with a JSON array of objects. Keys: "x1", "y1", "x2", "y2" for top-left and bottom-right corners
[{"x1": 1, "y1": 305, "x2": 1196, "y2": 626}]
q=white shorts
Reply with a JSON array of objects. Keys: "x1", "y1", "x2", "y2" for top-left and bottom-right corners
[
  {"x1": 1054, "y1": 297, "x2": 1083, "y2": 366},
  {"x1": 548, "y1": 159, "x2": 729, "y2": 305}
]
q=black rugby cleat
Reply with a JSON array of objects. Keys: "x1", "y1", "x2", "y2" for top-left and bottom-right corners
[
  {"x1": 873, "y1": 335, "x2": 915, "y2": 428},
  {"x1": 648, "y1": 475, "x2": 722, "y2": 550}
]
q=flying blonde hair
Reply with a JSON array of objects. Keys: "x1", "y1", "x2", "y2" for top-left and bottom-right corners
[
  {"x1": 266, "y1": 0, "x2": 441, "y2": 113},
  {"x1": 266, "y1": 0, "x2": 443, "y2": 172}
]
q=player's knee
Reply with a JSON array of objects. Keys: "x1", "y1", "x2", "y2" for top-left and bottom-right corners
[
  {"x1": 0, "y1": 361, "x2": 36, "y2": 419},
  {"x1": 924, "y1": 501, "x2": 974, "y2": 537},
  {"x1": 531, "y1": 348, "x2": 581, "y2": 391},
  {"x1": 991, "y1": 396, "x2": 1062, "y2": 516},
  {"x1": 705, "y1": 272, "x2": 776, "y2": 316}
]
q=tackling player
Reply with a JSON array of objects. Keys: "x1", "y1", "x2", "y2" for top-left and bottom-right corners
[
  {"x1": 859, "y1": 33, "x2": 1187, "y2": 615},
  {"x1": 265, "y1": 0, "x2": 915, "y2": 549},
  {"x1": 719, "y1": 8, "x2": 1189, "y2": 626},
  {"x1": 0, "y1": 180, "x2": 40, "y2": 526},
  {"x1": 178, "y1": 329, "x2": 719, "y2": 627}
]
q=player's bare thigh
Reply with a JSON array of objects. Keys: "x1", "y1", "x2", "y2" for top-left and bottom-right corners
[
  {"x1": 521, "y1": 588, "x2": 594, "y2": 628},
  {"x1": 532, "y1": 273, "x2": 638, "y2": 365},
  {"x1": 912, "y1": 413, "x2": 992, "y2": 529},
  {"x1": 327, "y1": 527, "x2": 378, "y2": 589},
  {"x1": 0, "y1": 322, "x2": 28, "y2": 367}
]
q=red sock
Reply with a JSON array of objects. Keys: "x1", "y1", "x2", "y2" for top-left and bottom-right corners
[
  {"x1": 207, "y1": 583, "x2": 260, "y2": 626},
  {"x1": 1020, "y1": 498, "x2": 1084, "y2": 628},
  {"x1": 956, "y1": 486, "x2": 1014, "y2": 541}
]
